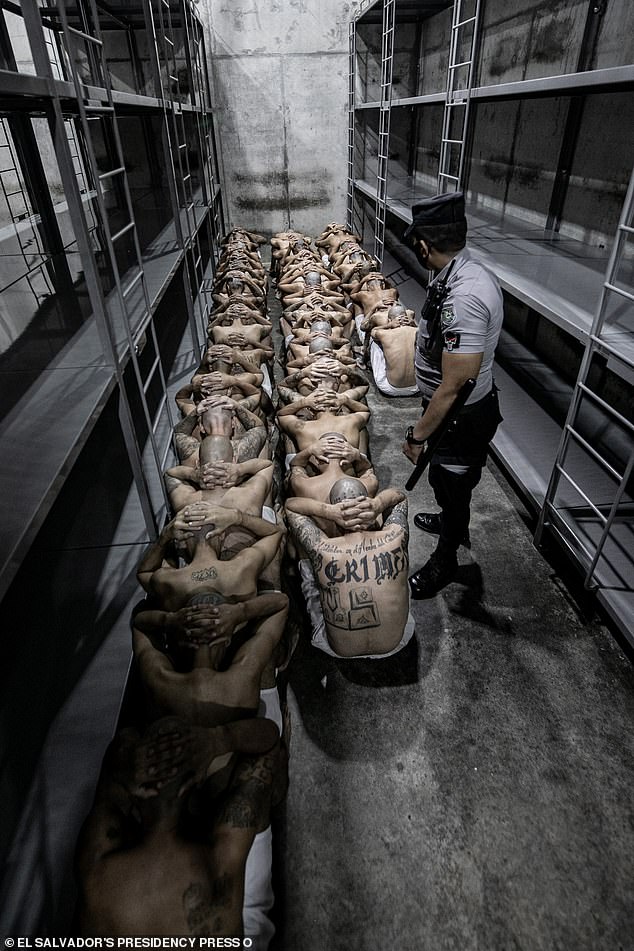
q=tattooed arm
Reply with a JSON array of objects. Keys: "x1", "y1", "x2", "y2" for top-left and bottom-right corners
[
  {"x1": 276, "y1": 396, "x2": 314, "y2": 418},
  {"x1": 212, "y1": 744, "x2": 281, "y2": 839},
  {"x1": 137, "y1": 516, "x2": 194, "y2": 590},
  {"x1": 285, "y1": 510, "x2": 326, "y2": 566},
  {"x1": 173, "y1": 410, "x2": 200, "y2": 463},
  {"x1": 233, "y1": 426, "x2": 266, "y2": 463},
  {"x1": 174, "y1": 383, "x2": 195, "y2": 415},
  {"x1": 285, "y1": 496, "x2": 349, "y2": 530},
  {"x1": 383, "y1": 497, "x2": 410, "y2": 545},
  {"x1": 230, "y1": 400, "x2": 263, "y2": 432},
  {"x1": 181, "y1": 740, "x2": 282, "y2": 938},
  {"x1": 276, "y1": 383, "x2": 306, "y2": 406},
  {"x1": 281, "y1": 367, "x2": 311, "y2": 389},
  {"x1": 164, "y1": 465, "x2": 208, "y2": 514}
]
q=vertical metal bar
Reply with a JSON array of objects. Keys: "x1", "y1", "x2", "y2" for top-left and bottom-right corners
[
  {"x1": 143, "y1": 0, "x2": 201, "y2": 352},
  {"x1": 373, "y1": 0, "x2": 394, "y2": 266},
  {"x1": 347, "y1": 19, "x2": 356, "y2": 231},
  {"x1": 57, "y1": 0, "x2": 174, "y2": 514},
  {"x1": 159, "y1": 0, "x2": 196, "y2": 234},
  {"x1": 195, "y1": 7, "x2": 226, "y2": 237},
  {"x1": 437, "y1": 0, "x2": 482, "y2": 194},
  {"x1": 583, "y1": 450, "x2": 634, "y2": 588},
  {"x1": 0, "y1": 12, "x2": 74, "y2": 291},
  {"x1": 589, "y1": 169, "x2": 634, "y2": 342},
  {"x1": 407, "y1": 13, "x2": 423, "y2": 178},
  {"x1": 456, "y1": 0, "x2": 481, "y2": 190}
]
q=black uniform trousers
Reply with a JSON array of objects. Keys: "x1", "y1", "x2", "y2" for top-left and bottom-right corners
[{"x1": 424, "y1": 385, "x2": 503, "y2": 554}]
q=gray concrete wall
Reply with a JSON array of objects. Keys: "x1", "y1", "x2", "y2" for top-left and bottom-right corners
[
  {"x1": 594, "y1": 0, "x2": 634, "y2": 69},
  {"x1": 203, "y1": 0, "x2": 364, "y2": 236},
  {"x1": 467, "y1": 97, "x2": 568, "y2": 227},
  {"x1": 562, "y1": 90, "x2": 634, "y2": 242},
  {"x1": 477, "y1": 0, "x2": 588, "y2": 86},
  {"x1": 477, "y1": 0, "x2": 634, "y2": 85},
  {"x1": 419, "y1": 7, "x2": 451, "y2": 97}
]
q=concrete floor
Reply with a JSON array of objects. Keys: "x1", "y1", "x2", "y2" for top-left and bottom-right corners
[{"x1": 272, "y1": 383, "x2": 634, "y2": 951}]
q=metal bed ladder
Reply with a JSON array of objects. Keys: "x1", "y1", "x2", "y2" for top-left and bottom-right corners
[
  {"x1": 0, "y1": 118, "x2": 54, "y2": 307},
  {"x1": 535, "y1": 168, "x2": 634, "y2": 613},
  {"x1": 437, "y1": 0, "x2": 481, "y2": 195},
  {"x1": 179, "y1": 1, "x2": 219, "y2": 334},
  {"x1": 146, "y1": 0, "x2": 203, "y2": 354},
  {"x1": 346, "y1": 19, "x2": 356, "y2": 234},
  {"x1": 373, "y1": 0, "x2": 395, "y2": 267}
]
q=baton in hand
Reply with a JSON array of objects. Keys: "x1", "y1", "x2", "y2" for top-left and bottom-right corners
[{"x1": 405, "y1": 378, "x2": 477, "y2": 491}]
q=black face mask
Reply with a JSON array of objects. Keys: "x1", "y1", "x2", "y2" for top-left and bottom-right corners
[{"x1": 413, "y1": 240, "x2": 430, "y2": 269}]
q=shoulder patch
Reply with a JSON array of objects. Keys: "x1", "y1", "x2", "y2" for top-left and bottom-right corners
[
  {"x1": 443, "y1": 331, "x2": 461, "y2": 352},
  {"x1": 440, "y1": 306, "x2": 455, "y2": 329}
]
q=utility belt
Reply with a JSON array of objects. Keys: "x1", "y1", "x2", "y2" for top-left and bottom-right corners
[
  {"x1": 421, "y1": 382, "x2": 498, "y2": 416},
  {"x1": 422, "y1": 383, "x2": 503, "y2": 467}
]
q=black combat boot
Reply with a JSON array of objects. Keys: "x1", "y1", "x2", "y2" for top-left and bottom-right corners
[
  {"x1": 408, "y1": 545, "x2": 458, "y2": 599},
  {"x1": 413, "y1": 511, "x2": 471, "y2": 548}
]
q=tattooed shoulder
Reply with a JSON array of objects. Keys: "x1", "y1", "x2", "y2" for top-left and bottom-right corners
[
  {"x1": 164, "y1": 473, "x2": 182, "y2": 493},
  {"x1": 175, "y1": 434, "x2": 199, "y2": 462},
  {"x1": 385, "y1": 499, "x2": 409, "y2": 540}
]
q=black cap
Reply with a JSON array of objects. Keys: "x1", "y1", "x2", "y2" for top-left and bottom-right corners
[{"x1": 403, "y1": 191, "x2": 466, "y2": 240}]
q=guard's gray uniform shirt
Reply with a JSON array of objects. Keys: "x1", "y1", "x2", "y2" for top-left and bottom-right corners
[{"x1": 415, "y1": 248, "x2": 504, "y2": 404}]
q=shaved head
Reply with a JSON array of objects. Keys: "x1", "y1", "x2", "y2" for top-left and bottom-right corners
[
  {"x1": 329, "y1": 477, "x2": 368, "y2": 504},
  {"x1": 309, "y1": 336, "x2": 334, "y2": 354}
]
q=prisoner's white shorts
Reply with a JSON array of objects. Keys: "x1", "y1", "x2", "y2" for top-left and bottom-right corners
[
  {"x1": 354, "y1": 312, "x2": 367, "y2": 344},
  {"x1": 298, "y1": 559, "x2": 415, "y2": 659},
  {"x1": 258, "y1": 685, "x2": 282, "y2": 730},
  {"x1": 243, "y1": 825, "x2": 275, "y2": 950},
  {"x1": 261, "y1": 365, "x2": 273, "y2": 397},
  {"x1": 262, "y1": 504, "x2": 276, "y2": 524},
  {"x1": 242, "y1": 686, "x2": 283, "y2": 950},
  {"x1": 370, "y1": 340, "x2": 419, "y2": 397}
]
